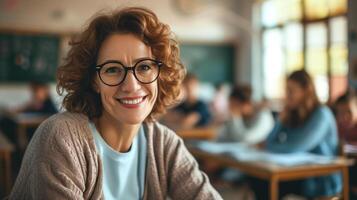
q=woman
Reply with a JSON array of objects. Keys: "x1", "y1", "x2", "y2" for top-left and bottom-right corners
[
  {"x1": 266, "y1": 70, "x2": 342, "y2": 198},
  {"x1": 218, "y1": 84, "x2": 274, "y2": 145},
  {"x1": 9, "y1": 7, "x2": 221, "y2": 199}
]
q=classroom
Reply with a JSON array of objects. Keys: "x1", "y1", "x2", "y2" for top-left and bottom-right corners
[{"x1": 0, "y1": 0, "x2": 356, "y2": 199}]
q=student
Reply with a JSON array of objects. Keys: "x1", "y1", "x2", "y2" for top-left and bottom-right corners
[
  {"x1": 334, "y1": 92, "x2": 357, "y2": 199},
  {"x1": 13, "y1": 80, "x2": 57, "y2": 114},
  {"x1": 9, "y1": 7, "x2": 221, "y2": 199},
  {"x1": 217, "y1": 84, "x2": 274, "y2": 145},
  {"x1": 168, "y1": 73, "x2": 212, "y2": 129},
  {"x1": 0, "y1": 80, "x2": 57, "y2": 143},
  {"x1": 334, "y1": 92, "x2": 357, "y2": 142},
  {"x1": 265, "y1": 70, "x2": 342, "y2": 198}
]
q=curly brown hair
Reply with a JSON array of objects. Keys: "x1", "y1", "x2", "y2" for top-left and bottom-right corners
[{"x1": 56, "y1": 7, "x2": 186, "y2": 121}]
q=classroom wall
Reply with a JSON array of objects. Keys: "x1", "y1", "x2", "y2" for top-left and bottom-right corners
[{"x1": 0, "y1": 0, "x2": 255, "y2": 108}]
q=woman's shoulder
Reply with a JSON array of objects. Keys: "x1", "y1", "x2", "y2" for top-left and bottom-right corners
[
  {"x1": 45, "y1": 111, "x2": 88, "y2": 124},
  {"x1": 33, "y1": 111, "x2": 92, "y2": 148},
  {"x1": 41, "y1": 111, "x2": 89, "y2": 130},
  {"x1": 144, "y1": 121, "x2": 178, "y2": 139},
  {"x1": 144, "y1": 121, "x2": 183, "y2": 147}
]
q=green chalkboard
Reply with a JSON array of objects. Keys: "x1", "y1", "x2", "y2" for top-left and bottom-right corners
[
  {"x1": 0, "y1": 33, "x2": 60, "y2": 82},
  {"x1": 180, "y1": 44, "x2": 235, "y2": 84}
]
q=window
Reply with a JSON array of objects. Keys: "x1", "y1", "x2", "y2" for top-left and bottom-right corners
[{"x1": 260, "y1": 0, "x2": 347, "y2": 102}]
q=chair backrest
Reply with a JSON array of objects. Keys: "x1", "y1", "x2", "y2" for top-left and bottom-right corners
[{"x1": 337, "y1": 139, "x2": 345, "y2": 157}]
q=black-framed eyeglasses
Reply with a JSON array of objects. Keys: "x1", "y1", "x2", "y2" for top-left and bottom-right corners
[{"x1": 95, "y1": 58, "x2": 163, "y2": 86}]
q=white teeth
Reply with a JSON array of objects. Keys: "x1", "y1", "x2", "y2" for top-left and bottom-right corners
[{"x1": 119, "y1": 97, "x2": 144, "y2": 105}]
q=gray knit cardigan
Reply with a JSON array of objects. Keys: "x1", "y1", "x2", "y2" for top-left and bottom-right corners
[{"x1": 9, "y1": 112, "x2": 222, "y2": 200}]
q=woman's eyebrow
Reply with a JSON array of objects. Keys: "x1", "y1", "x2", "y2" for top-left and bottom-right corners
[
  {"x1": 132, "y1": 57, "x2": 154, "y2": 62},
  {"x1": 100, "y1": 57, "x2": 154, "y2": 65}
]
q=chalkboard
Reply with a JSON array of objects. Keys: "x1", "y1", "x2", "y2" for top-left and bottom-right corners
[
  {"x1": 180, "y1": 44, "x2": 235, "y2": 84},
  {"x1": 0, "y1": 33, "x2": 60, "y2": 82}
]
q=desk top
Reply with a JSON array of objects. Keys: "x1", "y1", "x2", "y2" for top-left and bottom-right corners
[
  {"x1": 189, "y1": 146, "x2": 354, "y2": 180},
  {"x1": 176, "y1": 127, "x2": 217, "y2": 140},
  {"x1": 10, "y1": 113, "x2": 51, "y2": 126}
]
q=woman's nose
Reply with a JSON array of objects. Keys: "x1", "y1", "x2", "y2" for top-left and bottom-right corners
[{"x1": 120, "y1": 71, "x2": 141, "y2": 92}]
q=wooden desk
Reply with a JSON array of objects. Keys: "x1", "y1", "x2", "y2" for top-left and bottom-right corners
[
  {"x1": 189, "y1": 147, "x2": 354, "y2": 200},
  {"x1": 10, "y1": 113, "x2": 50, "y2": 150},
  {"x1": 0, "y1": 131, "x2": 15, "y2": 195},
  {"x1": 176, "y1": 127, "x2": 217, "y2": 140}
]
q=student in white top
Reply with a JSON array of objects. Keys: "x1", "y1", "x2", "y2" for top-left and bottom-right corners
[{"x1": 217, "y1": 84, "x2": 274, "y2": 145}]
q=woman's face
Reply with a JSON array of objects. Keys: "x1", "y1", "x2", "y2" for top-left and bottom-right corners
[
  {"x1": 95, "y1": 34, "x2": 158, "y2": 125},
  {"x1": 285, "y1": 80, "x2": 305, "y2": 109}
]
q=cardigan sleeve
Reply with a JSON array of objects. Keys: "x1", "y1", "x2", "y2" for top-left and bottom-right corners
[
  {"x1": 9, "y1": 115, "x2": 99, "y2": 200},
  {"x1": 163, "y1": 129, "x2": 222, "y2": 200}
]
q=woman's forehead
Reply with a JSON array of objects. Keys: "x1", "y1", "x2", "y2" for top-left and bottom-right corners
[{"x1": 97, "y1": 34, "x2": 152, "y2": 64}]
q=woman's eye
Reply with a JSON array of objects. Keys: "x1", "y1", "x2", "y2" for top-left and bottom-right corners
[
  {"x1": 138, "y1": 64, "x2": 151, "y2": 71},
  {"x1": 104, "y1": 66, "x2": 121, "y2": 74}
]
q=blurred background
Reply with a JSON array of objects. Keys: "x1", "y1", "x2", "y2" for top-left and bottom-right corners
[
  {"x1": 0, "y1": 0, "x2": 356, "y2": 109},
  {"x1": 0, "y1": 0, "x2": 357, "y2": 199}
]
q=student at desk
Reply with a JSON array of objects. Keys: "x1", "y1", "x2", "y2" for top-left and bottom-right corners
[
  {"x1": 333, "y1": 92, "x2": 357, "y2": 142},
  {"x1": 217, "y1": 84, "x2": 274, "y2": 145},
  {"x1": 266, "y1": 70, "x2": 342, "y2": 198},
  {"x1": 12, "y1": 80, "x2": 57, "y2": 115},
  {"x1": 334, "y1": 91, "x2": 357, "y2": 198},
  {"x1": 0, "y1": 81, "x2": 57, "y2": 143},
  {"x1": 163, "y1": 73, "x2": 212, "y2": 130}
]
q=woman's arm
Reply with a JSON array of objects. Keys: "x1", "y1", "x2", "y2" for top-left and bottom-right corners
[
  {"x1": 9, "y1": 116, "x2": 100, "y2": 199},
  {"x1": 267, "y1": 107, "x2": 336, "y2": 153}
]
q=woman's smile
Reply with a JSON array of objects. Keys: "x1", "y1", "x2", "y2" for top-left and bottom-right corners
[{"x1": 116, "y1": 95, "x2": 148, "y2": 108}]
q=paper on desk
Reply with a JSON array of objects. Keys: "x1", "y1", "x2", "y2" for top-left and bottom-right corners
[
  {"x1": 255, "y1": 152, "x2": 334, "y2": 166},
  {"x1": 193, "y1": 141, "x2": 334, "y2": 166},
  {"x1": 344, "y1": 143, "x2": 357, "y2": 154}
]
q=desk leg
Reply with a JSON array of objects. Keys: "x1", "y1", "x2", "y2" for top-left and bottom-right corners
[
  {"x1": 4, "y1": 151, "x2": 12, "y2": 195},
  {"x1": 342, "y1": 166, "x2": 349, "y2": 200},
  {"x1": 270, "y1": 177, "x2": 278, "y2": 200}
]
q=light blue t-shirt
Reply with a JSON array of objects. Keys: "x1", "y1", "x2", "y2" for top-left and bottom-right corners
[{"x1": 89, "y1": 122, "x2": 147, "y2": 200}]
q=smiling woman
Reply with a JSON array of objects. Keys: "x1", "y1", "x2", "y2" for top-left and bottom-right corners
[{"x1": 9, "y1": 7, "x2": 222, "y2": 200}]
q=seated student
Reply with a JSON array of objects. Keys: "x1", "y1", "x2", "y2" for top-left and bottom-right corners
[
  {"x1": 265, "y1": 70, "x2": 341, "y2": 198},
  {"x1": 217, "y1": 84, "x2": 274, "y2": 145},
  {"x1": 12, "y1": 80, "x2": 57, "y2": 114},
  {"x1": 164, "y1": 73, "x2": 212, "y2": 130},
  {"x1": 333, "y1": 92, "x2": 357, "y2": 142},
  {"x1": 207, "y1": 84, "x2": 274, "y2": 184},
  {"x1": 0, "y1": 80, "x2": 57, "y2": 142},
  {"x1": 334, "y1": 92, "x2": 357, "y2": 199}
]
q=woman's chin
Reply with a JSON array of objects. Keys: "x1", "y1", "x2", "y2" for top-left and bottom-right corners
[{"x1": 117, "y1": 115, "x2": 147, "y2": 125}]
